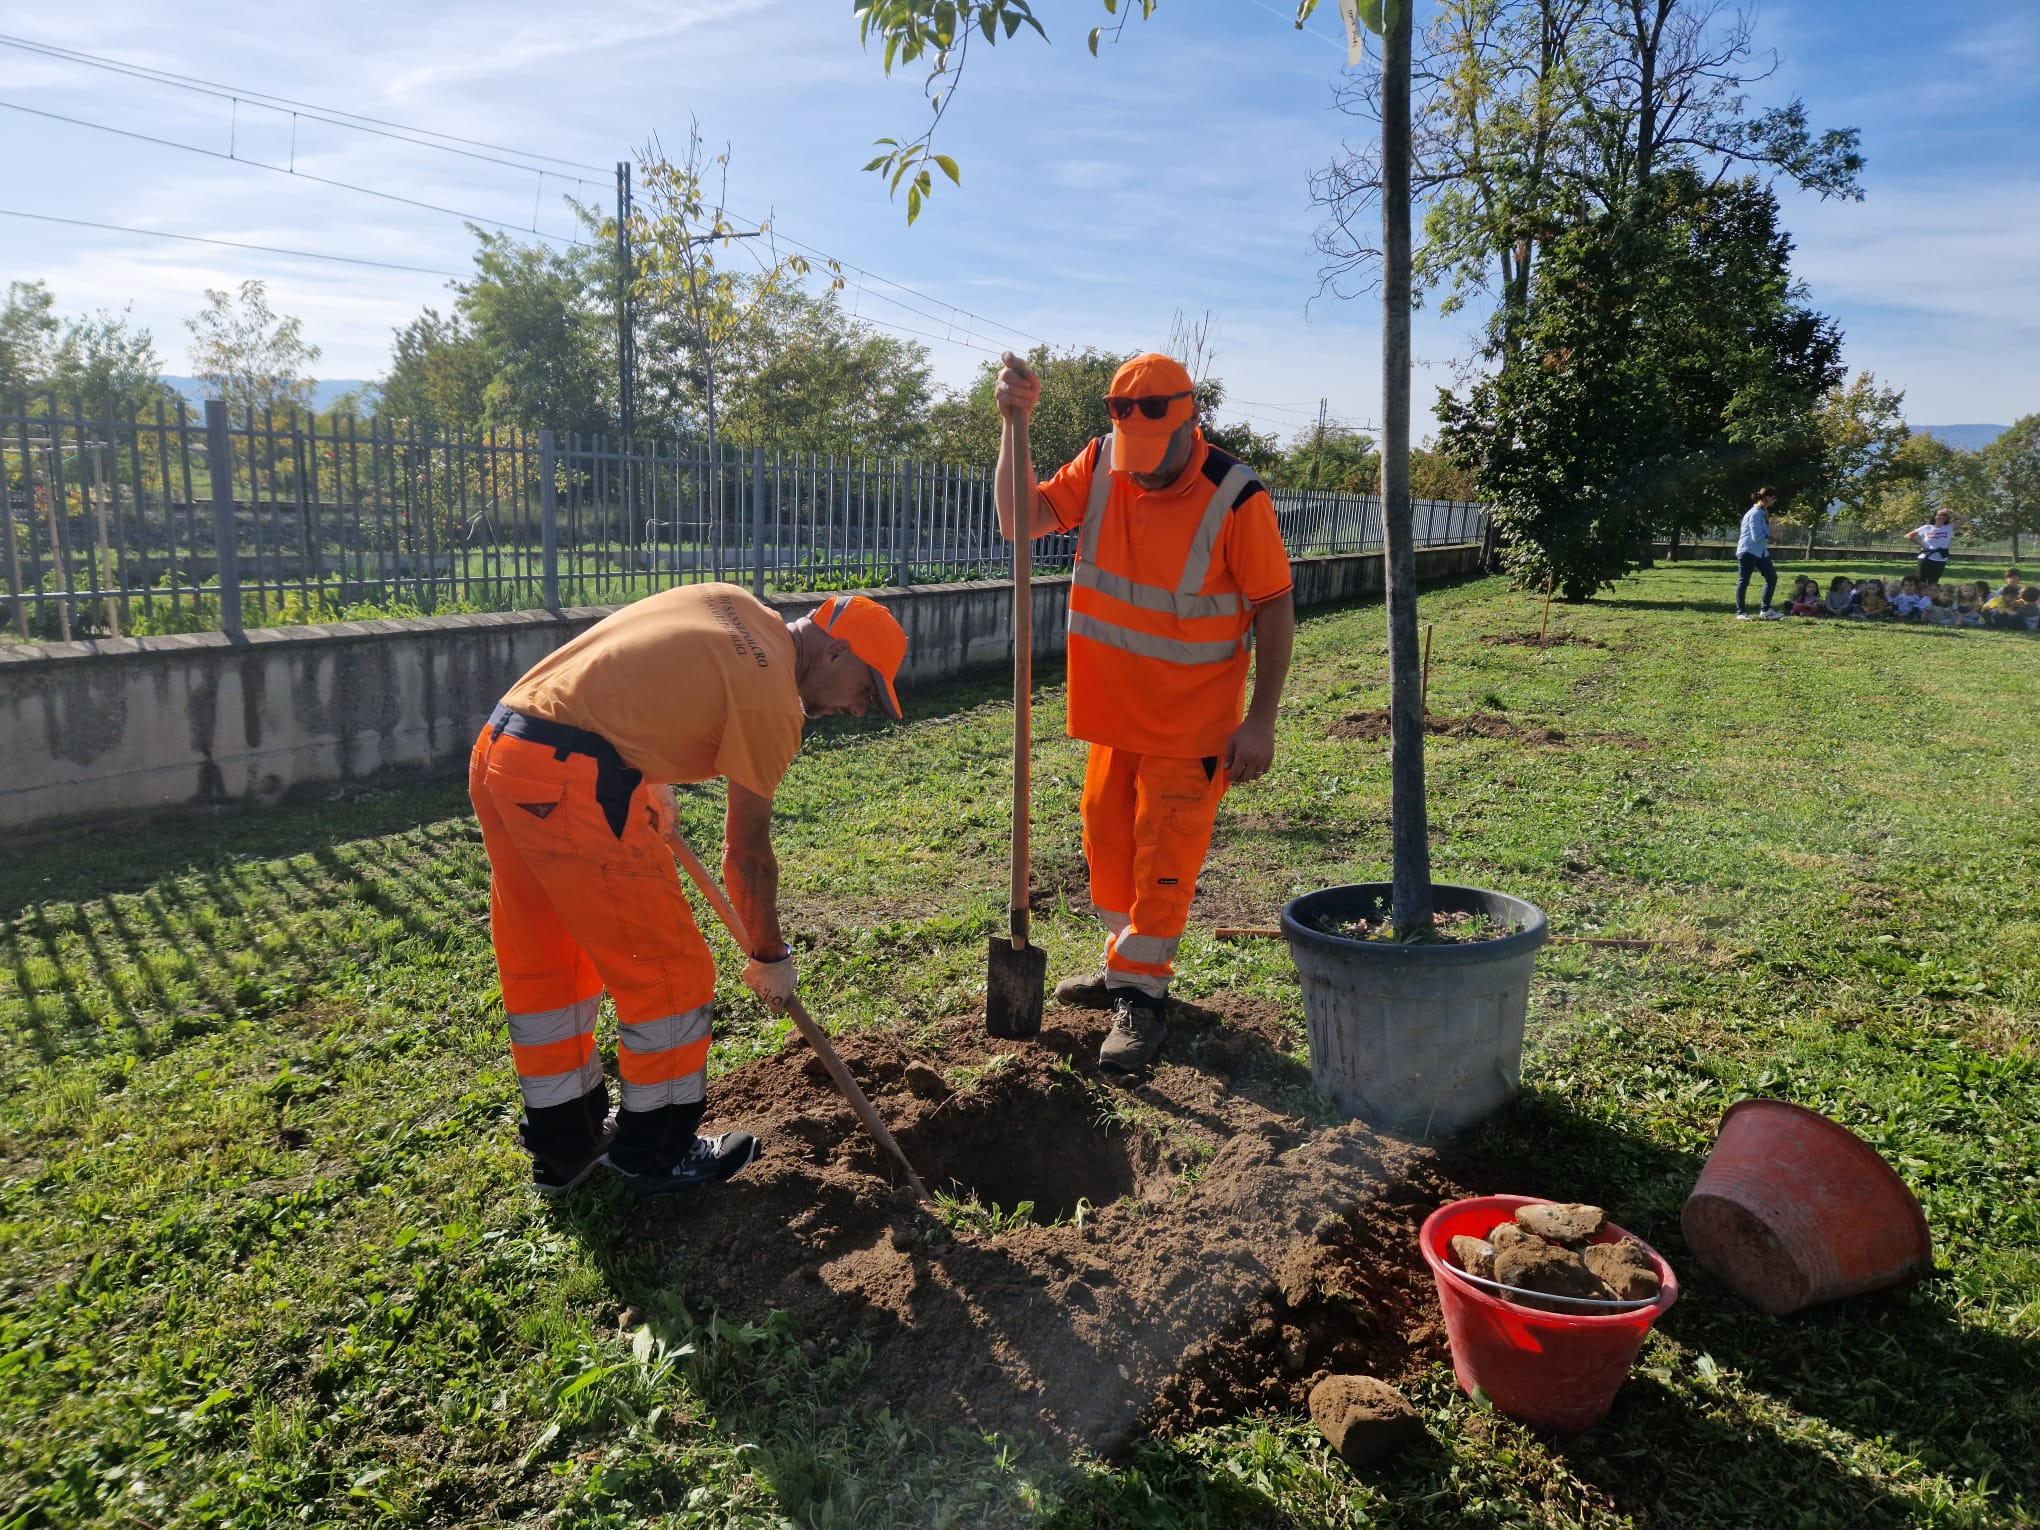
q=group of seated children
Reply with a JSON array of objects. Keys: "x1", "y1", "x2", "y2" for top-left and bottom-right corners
[{"x1": 1783, "y1": 570, "x2": 2039, "y2": 629}]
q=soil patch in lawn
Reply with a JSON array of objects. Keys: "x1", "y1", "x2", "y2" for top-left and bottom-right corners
[
  {"x1": 607, "y1": 996, "x2": 1473, "y2": 1454},
  {"x1": 1330, "y1": 708, "x2": 1567, "y2": 745},
  {"x1": 1477, "y1": 631, "x2": 1609, "y2": 649},
  {"x1": 1328, "y1": 709, "x2": 1650, "y2": 751}
]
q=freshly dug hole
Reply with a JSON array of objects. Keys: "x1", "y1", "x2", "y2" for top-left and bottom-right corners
[{"x1": 616, "y1": 1001, "x2": 1475, "y2": 1452}]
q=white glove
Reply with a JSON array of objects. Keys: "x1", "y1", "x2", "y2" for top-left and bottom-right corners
[{"x1": 742, "y1": 950, "x2": 797, "y2": 1013}]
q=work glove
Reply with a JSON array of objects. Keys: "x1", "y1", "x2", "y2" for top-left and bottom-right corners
[{"x1": 742, "y1": 950, "x2": 797, "y2": 1014}]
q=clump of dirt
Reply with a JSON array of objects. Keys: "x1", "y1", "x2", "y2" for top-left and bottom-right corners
[
  {"x1": 605, "y1": 996, "x2": 1480, "y2": 1454},
  {"x1": 1443, "y1": 1204, "x2": 1662, "y2": 1312},
  {"x1": 1312, "y1": 909, "x2": 1515, "y2": 945},
  {"x1": 1477, "y1": 631, "x2": 1608, "y2": 649},
  {"x1": 1329, "y1": 708, "x2": 1569, "y2": 745}
]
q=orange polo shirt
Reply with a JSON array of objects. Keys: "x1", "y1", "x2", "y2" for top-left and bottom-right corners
[
  {"x1": 1037, "y1": 432, "x2": 1292, "y2": 759},
  {"x1": 502, "y1": 583, "x2": 803, "y2": 799}
]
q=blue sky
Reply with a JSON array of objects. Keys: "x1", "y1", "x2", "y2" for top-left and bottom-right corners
[{"x1": 2, "y1": 1, "x2": 2034, "y2": 443}]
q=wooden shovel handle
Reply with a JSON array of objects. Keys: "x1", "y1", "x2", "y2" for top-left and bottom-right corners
[
  {"x1": 661, "y1": 821, "x2": 933, "y2": 1206},
  {"x1": 1006, "y1": 405, "x2": 1033, "y2": 951}
]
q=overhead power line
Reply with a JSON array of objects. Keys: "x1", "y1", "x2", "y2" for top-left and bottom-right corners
[
  {"x1": 0, "y1": 99, "x2": 597, "y2": 247},
  {"x1": 0, "y1": 32, "x2": 607, "y2": 175},
  {"x1": 0, "y1": 207, "x2": 464, "y2": 276}
]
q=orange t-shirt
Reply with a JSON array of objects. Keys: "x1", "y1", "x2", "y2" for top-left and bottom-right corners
[
  {"x1": 1038, "y1": 432, "x2": 1293, "y2": 758},
  {"x1": 502, "y1": 583, "x2": 803, "y2": 799}
]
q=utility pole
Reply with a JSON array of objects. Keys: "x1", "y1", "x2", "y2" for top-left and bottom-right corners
[
  {"x1": 615, "y1": 161, "x2": 636, "y2": 443},
  {"x1": 1310, "y1": 397, "x2": 1329, "y2": 490}
]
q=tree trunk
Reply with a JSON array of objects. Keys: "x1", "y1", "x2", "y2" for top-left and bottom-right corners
[{"x1": 1382, "y1": 0, "x2": 1433, "y2": 934}]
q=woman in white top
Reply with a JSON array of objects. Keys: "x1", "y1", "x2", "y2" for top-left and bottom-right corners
[{"x1": 1907, "y1": 508, "x2": 1954, "y2": 586}]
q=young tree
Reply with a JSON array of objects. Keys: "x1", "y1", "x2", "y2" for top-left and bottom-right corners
[
  {"x1": 186, "y1": 280, "x2": 320, "y2": 418},
  {"x1": 624, "y1": 124, "x2": 829, "y2": 457}
]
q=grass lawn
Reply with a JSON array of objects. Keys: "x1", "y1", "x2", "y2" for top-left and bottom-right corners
[{"x1": 1, "y1": 557, "x2": 2034, "y2": 1528}]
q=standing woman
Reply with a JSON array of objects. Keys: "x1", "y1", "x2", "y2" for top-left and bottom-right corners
[{"x1": 1907, "y1": 507, "x2": 1955, "y2": 586}]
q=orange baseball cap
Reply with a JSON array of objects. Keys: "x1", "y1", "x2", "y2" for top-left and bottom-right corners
[
  {"x1": 1106, "y1": 353, "x2": 1198, "y2": 476},
  {"x1": 813, "y1": 594, "x2": 907, "y2": 719}
]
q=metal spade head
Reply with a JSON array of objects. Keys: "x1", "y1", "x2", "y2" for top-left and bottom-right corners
[{"x1": 985, "y1": 934, "x2": 1047, "y2": 1038}]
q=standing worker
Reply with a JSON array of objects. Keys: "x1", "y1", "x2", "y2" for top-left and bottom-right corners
[
  {"x1": 469, "y1": 583, "x2": 908, "y2": 1196},
  {"x1": 1734, "y1": 485, "x2": 1783, "y2": 621},
  {"x1": 995, "y1": 352, "x2": 1296, "y2": 1072}
]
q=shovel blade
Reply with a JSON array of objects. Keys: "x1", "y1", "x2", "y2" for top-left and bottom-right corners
[{"x1": 985, "y1": 936, "x2": 1047, "y2": 1038}]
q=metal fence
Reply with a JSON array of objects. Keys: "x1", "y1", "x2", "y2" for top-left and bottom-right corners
[{"x1": 2, "y1": 398, "x2": 1487, "y2": 642}]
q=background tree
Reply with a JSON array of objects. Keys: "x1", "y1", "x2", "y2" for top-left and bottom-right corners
[
  {"x1": 925, "y1": 345, "x2": 1122, "y2": 473},
  {"x1": 376, "y1": 307, "x2": 492, "y2": 432},
  {"x1": 1282, "y1": 421, "x2": 1380, "y2": 492},
  {"x1": 457, "y1": 233, "x2": 612, "y2": 438},
  {"x1": 717, "y1": 282, "x2": 933, "y2": 456},
  {"x1": 1856, "y1": 433, "x2": 1983, "y2": 536},
  {"x1": 3, "y1": 280, "x2": 175, "y2": 416},
  {"x1": 1441, "y1": 172, "x2": 1842, "y2": 597},
  {"x1": 1787, "y1": 371, "x2": 1909, "y2": 547},
  {"x1": 1978, "y1": 416, "x2": 2040, "y2": 559},
  {"x1": 186, "y1": 280, "x2": 320, "y2": 419}
]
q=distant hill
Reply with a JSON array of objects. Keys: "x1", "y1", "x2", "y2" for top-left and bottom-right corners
[
  {"x1": 162, "y1": 376, "x2": 374, "y2": 413},
  {"x1": 1911, "y1": 424, "x2": 2007, "y2": 452}
]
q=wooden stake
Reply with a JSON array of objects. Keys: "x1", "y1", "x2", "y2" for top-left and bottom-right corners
[
  {"x1": 1421, "y1": 622, "x2": 1434, "y2": 713},
  {"x1": 1540, "y1": 571, "x2": 1554, "y2": 643}
]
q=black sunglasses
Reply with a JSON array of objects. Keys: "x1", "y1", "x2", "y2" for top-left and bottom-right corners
[{"x1": 1104, "y1": 390, "x2": 1193, "y2": 421}]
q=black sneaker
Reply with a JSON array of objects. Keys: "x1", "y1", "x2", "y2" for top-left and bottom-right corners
[
  {"x1": 613, "y1": 1130, "x2": 763, "y2": 1199},
  {"x1": 530, "y1": 1114, "x2": 617, "y2": 1198},
  {"x1": 1098, "y1": 990, "x2": 1169, "y2": 1073}
]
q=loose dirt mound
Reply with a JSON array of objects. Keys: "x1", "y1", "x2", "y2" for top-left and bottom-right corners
[
  {"x1": 608, "y1": 997, "x2": 1474, "y2": 1453},
  {"x1": 1477, "y1": 631, "x2": 1608, "y2": 649},
  {"x1": 1329, "y1": 708, "x2": 1569, "y2": 745}
]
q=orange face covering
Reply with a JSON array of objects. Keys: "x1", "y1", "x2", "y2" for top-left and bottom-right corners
[{"x1": 1106, "y1": 352, "x2": 1197, "y2": 476}]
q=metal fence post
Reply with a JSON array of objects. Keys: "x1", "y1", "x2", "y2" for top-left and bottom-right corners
[
  {"x1": 204, "y1": 401, "x2": 243, "y2": 639},
  {"x1": 750, "y1": 446, "x2": 767, "y2": 598},
  {"x1": 539, "y1": 429, "x2": 560, "y2": 614}
]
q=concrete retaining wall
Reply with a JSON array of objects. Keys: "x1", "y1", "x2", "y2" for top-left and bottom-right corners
[{"x1": 1, "y1": 545, "x2": 1482, "y2": 832}]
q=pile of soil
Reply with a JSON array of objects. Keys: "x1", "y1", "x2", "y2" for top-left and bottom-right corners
[
  {"x1": 1476, "y1": 632, "x2": 1608, "y2": 649},
  {"x1": 1329, "y1": 708, "x2": 1569, "y2": 745},
  {"x1": 616, "y1": 996, "x2": 1478, "y2": 1453}
]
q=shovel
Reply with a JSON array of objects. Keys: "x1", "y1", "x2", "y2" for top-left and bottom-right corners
[
  {"x1": 985, "y1": 403, "x2": 1048, "y2": 1038},
  {"x1": 660, "y1": 819, "x2": 932, "y2": 1206}
]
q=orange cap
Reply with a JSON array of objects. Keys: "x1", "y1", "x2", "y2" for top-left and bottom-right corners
[
  {"x1": 1106, "y1": 353, "x2": 1197, "y2": 476},
  {"x1": 813, "y1": 594, "x2": 907, "y2": 719}
]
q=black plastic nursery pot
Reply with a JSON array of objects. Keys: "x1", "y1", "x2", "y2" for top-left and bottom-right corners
[{"x1": 1280, "y1": 883, "x2": 1549, "y2": 1139}]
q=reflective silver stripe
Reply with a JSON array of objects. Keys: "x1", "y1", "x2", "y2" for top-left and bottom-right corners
[
  {"x1": 1073, "y1": 442, "x2": 1256, "y2": 622},
  {"x1": 506, "y1": 994, "x2": 600, "y2": 1050},
  {"x1": 617, "y1": 1002, "x2": 714, "y2": 1055},
  {"x1": 1080, "y1": 437, "x2": 1113, "y2": 559},
  {"x1": 1075, "y1": 563, "x2": 1246, "y2": 618},
  {"x1": 1114, "y1": 933, "x2": 1182, "y2": 965},
  {"x1": 618, "y1": 1072, "x2": 708, "y2": 1111},
  {"x1": 1069, "y1": 611, "x2": 1245, "y2": 665},
  {"x1": 1180, "y1": 464, "x2": 1254, "y2": 598},
  {"x1": 518, "y1": 1056, "x2": 604, "y2": 1108}
]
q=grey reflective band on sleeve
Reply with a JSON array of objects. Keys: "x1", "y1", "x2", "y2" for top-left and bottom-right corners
[{"x1": 1068, "y1": 611, "x2": 1247, "y2": 665}]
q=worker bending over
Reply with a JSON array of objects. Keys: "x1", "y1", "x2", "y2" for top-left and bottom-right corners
[
  {"x1": 470, "y1": 584, "x2": 908, "y2": 1196},
  {"x1": 995, "y1": 352, "x2": 1295, "y2": 1072}
]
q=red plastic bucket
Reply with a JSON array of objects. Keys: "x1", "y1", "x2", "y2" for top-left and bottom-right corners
[
  {"x1": 1682, "y1": 1098, "x2": 1933, "y2": 1316},
  {"x1": 1420, "y1": 1194, "x2": 1678, "y2": 1433}
]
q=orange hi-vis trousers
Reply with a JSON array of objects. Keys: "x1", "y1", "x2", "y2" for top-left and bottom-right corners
[
  {"x1": 469, "y1": 717, "x2": 715, "y2": 1123},
  {"x1": 1081, "y1": 744, "x2": 1228, "y2": 997}
]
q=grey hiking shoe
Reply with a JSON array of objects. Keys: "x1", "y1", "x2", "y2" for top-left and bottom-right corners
[
  {"x1": 612, "y1": 1130, "x2": 762, "y2": 1200},
  {"x1": 1054, "y1": 971, "x2": 1114, "y2": 1009},
  {"x1": 531, "y1": 1114, "x2": 617, "y2": 1198},
  {"x1": 1098, "y1": 991, "x2": 1169, "y2": 1073}
]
